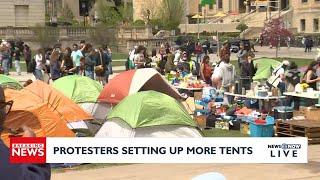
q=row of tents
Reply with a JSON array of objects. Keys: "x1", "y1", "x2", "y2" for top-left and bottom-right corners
[{"x1": 1, "y1": 68, "x2": 202, "y2": 145}]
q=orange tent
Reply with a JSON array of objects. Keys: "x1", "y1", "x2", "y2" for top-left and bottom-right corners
[{"x1": 1, "y1": 81, "x2": 92, "y2": 145}]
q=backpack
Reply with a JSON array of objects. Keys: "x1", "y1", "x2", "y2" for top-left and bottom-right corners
[
  {"x1": 190, "y1": 60, "x2": 200, "y2": 76},
  {"x1": 27, "y1": 58, "x2": 36, "y2": 73}
]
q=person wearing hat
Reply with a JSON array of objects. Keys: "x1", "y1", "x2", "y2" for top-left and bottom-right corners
[{"x1": 271, "y1": 60, "x2": 290, "y2": 93}]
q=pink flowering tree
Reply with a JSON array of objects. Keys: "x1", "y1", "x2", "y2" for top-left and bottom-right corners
[{"x1": 261, "y1": 18, "x2": 292, "y2": 57}]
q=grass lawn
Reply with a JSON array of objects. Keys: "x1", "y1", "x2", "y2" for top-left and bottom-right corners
[
  {"x1": 230, "y1": 57, "x2": 313, "y2": 74},
  {"x1": 112, "y1": 53, "x2": 127, "y2": 60}
]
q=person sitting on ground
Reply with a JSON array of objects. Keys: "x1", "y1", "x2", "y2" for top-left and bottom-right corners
[
  {"x1": 303, "y1": 61, "x2": 320, "y2": 90},
  {"x1": 0, "y1": 86, "x2": 51, "y2": 180},
  {"x1": 200, "y1": 55, "x2": 213, "y2": 84}
]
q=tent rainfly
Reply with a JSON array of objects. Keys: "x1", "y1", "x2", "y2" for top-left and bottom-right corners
[
  {"x1": 0, "y1": 74, "x2": 23, "y2": 90},
  {"x1": 253, "y1": 58, "x2": 282, "y2": 80},
  {"x1": 95, "y1": 91, "x2": 202, "y2": 138},
  {"x1": 53, "y1": 75, "x2": 109, "y2": 120},
  {"x1": 98, "y1": 68, "x2": 182, "y2": 105},
  {"x1": 1, "y1": 81, "x2": 92, "y2": 146}
]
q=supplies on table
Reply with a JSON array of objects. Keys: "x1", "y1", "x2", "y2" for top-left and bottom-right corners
[{"x1": 249, "y1": 116, "x2": 275, "y2": 137}]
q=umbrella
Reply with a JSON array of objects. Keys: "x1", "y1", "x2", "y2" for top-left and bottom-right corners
[{"x1": 214, "y1": 12, "x2": 227, "y2": 17}]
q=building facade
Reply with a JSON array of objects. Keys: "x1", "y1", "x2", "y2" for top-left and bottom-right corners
[
  {"x1": 291, "y1": 0, "x2": 320, "y2": 34},
  {"x1": 0, "y1": 0, "x2": 45, "y2": 27}
]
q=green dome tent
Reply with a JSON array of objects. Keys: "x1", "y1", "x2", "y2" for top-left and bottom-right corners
[
  {"x1": 0, "y1": 75, "x2": 23, "y2": 90},
  {"x1": 95, "y1": 91, "x2": 202, "y2": 138},
  {"x1": 53, "y1": 75, "x2": 108, "y2": 121},
  {"x1": 53, "y1": 75, "x2": 103, "y2": 103},
  {"x1": 253, "y1": 58, "x2": 282, "y2": 80}
]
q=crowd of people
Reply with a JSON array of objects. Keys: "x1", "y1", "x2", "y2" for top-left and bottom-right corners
[{"x1": 0, "y1": 40, "x2": 113, "y2": 85}]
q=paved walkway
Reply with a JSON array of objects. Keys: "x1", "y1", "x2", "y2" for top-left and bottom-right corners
[{"x1": 52, "y1": 145, "x2": 320, "y2": 180}]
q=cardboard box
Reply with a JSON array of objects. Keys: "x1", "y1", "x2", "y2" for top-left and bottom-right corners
[
  {"x1": 194, "y1": 115, "x2": 207, "y2": 128},
  {"x1": 194, "y1": 91, "x2": 203, "y2": 101},
  {"x1": 306, "y1": 108, "x2": 320, "y2": 121},
  {"x1": 293, "y1": 106, "x2": 308, "y2": 117}
]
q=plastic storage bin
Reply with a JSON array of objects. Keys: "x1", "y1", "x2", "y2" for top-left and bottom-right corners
[{"x1": 249, "y1": 123, "x2": 274, "y2": 137}]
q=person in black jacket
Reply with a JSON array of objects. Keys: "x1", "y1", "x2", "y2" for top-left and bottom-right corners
[
  {"x1": 0, "y1": 86, "x2": 51, "y2": 180},
  {"x1": 240, "y1": 55, "x2": 256, "y2": 90}
]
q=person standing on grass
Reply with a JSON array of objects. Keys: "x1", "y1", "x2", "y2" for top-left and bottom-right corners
[
  {"x1": 0, "y1": 43, "x2": 10, "y2": 75},
  {"x1": 71, "y1": 44, "x2": 83, "y2": 75},
  {"x1": 84, "y1": 44, "x2": 96, "y2": 80},
  {"x1": 60, "y1": 47, "x2": 74, "y2": 76},
  {"x1": 103, "y1": 46, "x2": 111, "y2": 84},
  {"x1": 23, "y1": 44, "x2": 31, "y2": 71},
  {"x1": 34, "y1": 49, "x2": 44, "y2": 81},
  {"x1": 200, "y1": 55, "x2": 213, "y2": 84},
  {"x1": 49, "y1": 50, "x2": 61, "y2": 81},
  {"x1": 13, "y1": 47, "x2": 21, "y2": 75},
  {"x1": 105, "y1": 45, "x2": 113, "y2": 75}
]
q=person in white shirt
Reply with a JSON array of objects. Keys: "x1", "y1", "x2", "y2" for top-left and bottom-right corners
[
  {"x1": 70, "y1": 44, "x2": 84, "y2": 74},
  {"x1": 34, "y1": 49, "x2": 44, "y2": 80},
  {"x1": 211, "y1": 58, "x2": 236, "y2": 90}
]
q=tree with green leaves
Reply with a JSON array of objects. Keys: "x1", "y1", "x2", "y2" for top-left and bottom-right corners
[
  {"x1": 59, "y1": 3, "x2": 74, "y2": 24},
  {"x1": 158, "y1": 0, "x2": 185, "y2": 30},
  {"x1": 95, "y1": 0, "x2": 121, "y2": 26},
  {"x1": 236, "y1": 22, "x2": 249, "y2": 33}
]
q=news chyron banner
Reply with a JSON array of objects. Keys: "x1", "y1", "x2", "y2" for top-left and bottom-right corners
[{"x1": 10, "y1": 137, "x2": 308, "y2": 164}]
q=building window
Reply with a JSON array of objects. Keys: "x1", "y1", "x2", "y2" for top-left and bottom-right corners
[
  {"x1": 218, "y1": 0, "x2": 223, "y2": 9},
  {"x1": 198, "y1": 4, "x2": 202, "y2": 12},
  {"x1": 314, "y1": 19, "x2": 319, "y2": 32},
  {"x1": 301, "y1": 19, "x2": 306, "y2": 31},
  {"x1": 301, "y1": 0, "x2": 308, "y2": 3}
]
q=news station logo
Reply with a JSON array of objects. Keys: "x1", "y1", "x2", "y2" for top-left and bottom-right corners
[
  {"x1": 268, "y1": 143, "x2": 301, "y2": 158},
  {"x1": 10, "y1": 137, "x2": 46, "y2": 163}
]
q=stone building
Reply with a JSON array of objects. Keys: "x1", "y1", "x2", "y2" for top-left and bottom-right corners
[
  {"x1": 291, "y1": 0, "x2": 320, "y2": 34},
  {"x1": 0, "y1": 0, "x2": 45, "y2": 27}
]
